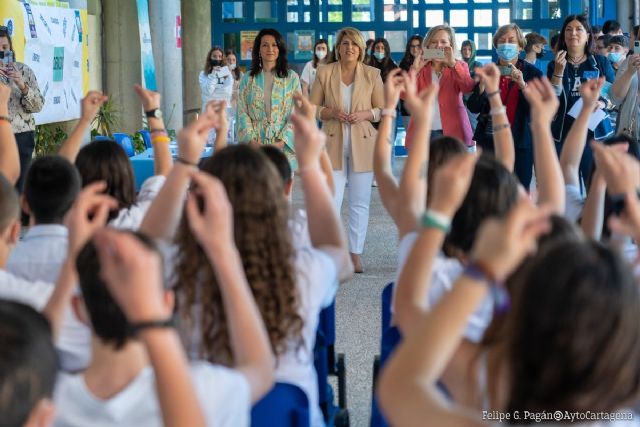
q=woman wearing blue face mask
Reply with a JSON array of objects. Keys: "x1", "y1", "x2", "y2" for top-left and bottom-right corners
[
  {"x1": 466, "y1": 24, "x2": 542, "y2": 189},
  {"x1": 370, "y1": 38, "x2": 398, "y2": 84}
]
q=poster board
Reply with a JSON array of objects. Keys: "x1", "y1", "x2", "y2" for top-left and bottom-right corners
[
  {"x1": 240, "y1": 30, "x2": 258, "y2": 61},
  {"x1": 0, "y1": 1, "x2": 89, "y2": 124},
  {"x1": 294, "y1": 30, "x2": 314, "y2": 61}
]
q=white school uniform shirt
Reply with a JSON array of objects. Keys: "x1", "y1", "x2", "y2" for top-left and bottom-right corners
[
  {"x1": 564, "y1": 184, "x2": 584, "y2": 223},
  {"x1": 395, "y1": 231, "x2": 493, "y2": 343},
  {"x1": 431, "y1": 70, "x2": 443, "y2": 131},
  {"x1": 110, "y1": 176, "x2": 166, "y2": 230},
  {"x1": 278, "y1": 235, "x2": 339, "y2": 427},
  {"x1": 0, "y1": 268, "x2": 53, "y2": 309},
  {"x1": 6, "y1": 224, "x2": 91, "y2": 372},
  {"x1": 53, "y1": 362, "x2": 251, "y2": 427},
  {"x1": 199, "y1": 66, "x2": 234, "y2": 112},
  {"x1": 301, "y1": 61, "x2": 318, "y2": 90}
]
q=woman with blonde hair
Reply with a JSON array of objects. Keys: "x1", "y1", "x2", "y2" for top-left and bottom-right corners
[
  {"x1": 310, "y1": 27, "x2": 384, "y2": 273},
  {"x1": 404, "y1": 24, "x2": 475, "y2": 149}
]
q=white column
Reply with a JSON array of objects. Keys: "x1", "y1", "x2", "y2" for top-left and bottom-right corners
[{"x1": 149, "y1": 0, "x2": 183, "y2": 131}]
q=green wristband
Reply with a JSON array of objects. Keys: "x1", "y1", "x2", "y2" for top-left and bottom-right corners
[{"x1": 421, "y1": 210, "x2": 451, "y2": 233}]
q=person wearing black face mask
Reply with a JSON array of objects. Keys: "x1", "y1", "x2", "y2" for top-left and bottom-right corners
[
  {"x1": 524, "y1": 32, "x2": 547, "y2": 72},
  {"x1": 199, "y1": 46, "x2": 234, "y2": 145}
]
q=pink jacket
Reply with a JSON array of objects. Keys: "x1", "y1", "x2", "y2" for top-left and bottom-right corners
[{"x1": 405, "y1": 60, "x2": 476, "y2": 148}]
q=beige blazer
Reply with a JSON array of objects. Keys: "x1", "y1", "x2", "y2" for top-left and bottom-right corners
[{"x1": 310, "y1": 62, "x2": 384, "y2": 172}]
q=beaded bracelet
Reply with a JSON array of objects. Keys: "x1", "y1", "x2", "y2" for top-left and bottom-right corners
[
  {"x1": 421, "y1": 209, "x2": 451, "y2": 233},
  {"x1": 175, "y1": 157, "x2": 198, "y2": 168},
  {"x1": 489, "y1": 106, "x2": 506, "y2": 116},
  {"x1": 492, "y1": 123, "x2": 511, "y2": 133},
  {"x1": 151, "y1": 135, "x2": 171, "y2": 144}
]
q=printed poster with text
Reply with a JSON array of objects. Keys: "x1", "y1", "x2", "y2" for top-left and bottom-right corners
[{"x1": 21, "y1": 4, "x2": 84, "y2": 124}]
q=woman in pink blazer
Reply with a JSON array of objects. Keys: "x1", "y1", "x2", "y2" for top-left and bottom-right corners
[{"x1": 405, "y1": 24, "x2": 476, "y2": 149}]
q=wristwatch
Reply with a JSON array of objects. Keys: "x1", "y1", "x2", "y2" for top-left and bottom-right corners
[{"x1": 145, "y1": 108, "x2": 163, "y2": 119}]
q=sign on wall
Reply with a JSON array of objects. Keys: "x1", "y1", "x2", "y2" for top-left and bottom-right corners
[{"x1": 22, "y1": 4, "x2": 85, "y2": 124}]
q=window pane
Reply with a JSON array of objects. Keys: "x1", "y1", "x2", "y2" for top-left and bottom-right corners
[
  {"x1": 425, "y1": 10, "x2": 444, "y2": 26},
  {"x1": 329, "y1": 11, "x2": 343, "y2": 22},
  {"x1": 450, "y1": 10, "x2": 468, "y2": 27},
  {"x1": 450, "y1": 0, "x2": 467, "y2": 3},
  {"x1": 413, "y1": 10, "x2": 419, "y2": 27},
  {"x1": 454, "y1": 33, "x2": 468, "y2": 51},
  {"x1": 384, "y1": 4, "x2": 408, "y2": 22},
  {"x1": 545, "y1": 0, "x2": 562, "y2": 19},
  {"x1": 222, "y1": 1, "x2": 245, "y2": 23},
  {"x1": 223, "y1": 33, "x2": 239, "y2": 53},
  {"x1": 474, "y1": 0, "x2": 491, "y2": 3},
  {"x1": 353, "y1": 0, "x2": 374, "y2": 22},
  {"x1": 304, "y1": 11, "x2": 310, "y2": 22},
  {"x1": 287, "y1": 12, "x2": 299, "y2": 22},
  {"x1": 498, "y1": 8, "x2": 510, "y2": 26},
  {"x1": 384, "y1": 30, "x2": 408, "y2": 52},
  {"x1": 474, "y1": 9, "x2": 492, "y2": 27},
  {"x1": 255, "y1": 1, "x2": 277, "y2": 23},
  {"x1": 425, "y1": 0, "x2": 443, "y2": 4},
  {"x1": 513, "y1": 0, "x2": 533, "y2": 19},
  {"x1": 474, "y1": 33, "x2": 493, "y2": 50},
  {"x1": 476, "y1": 55, "x2": 492, "y2": 65}
]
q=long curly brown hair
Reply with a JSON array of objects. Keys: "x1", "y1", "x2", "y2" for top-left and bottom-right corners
[{"x1": 173, "y1": 145, "x2": 304, "y2": 365}]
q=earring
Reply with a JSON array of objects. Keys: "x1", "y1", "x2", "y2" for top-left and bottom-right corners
[{"x1": 259, "y1": 55, "x2": 263, "y2": 69}]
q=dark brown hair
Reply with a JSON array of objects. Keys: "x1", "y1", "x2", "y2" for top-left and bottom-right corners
[
  {"x1": 225, "y1": 49, "x2": 242, "y2": 80},
  {"x1": 250, "y1": 28, "x2": 289, "y2": 78},
  {"x1": 204, "y1": 46, "x2": 225, "y2": 75},
  {"x1": 506, "y1": 240, "x2": 640, "y2": 418},
  {"x1": 75, "y1": 140, "x2": 136, "y2": 222},
  {"x1": 174, "y1": 145, "x2": 303, "y2": 364}
]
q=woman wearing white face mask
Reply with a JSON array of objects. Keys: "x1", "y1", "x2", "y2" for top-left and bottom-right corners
[
  {"x1": 199, "y1": 46, "x2": 234, "y2": 146},
  {"x1": 225, "y1": 49, "x2": 243, "y2": 111},
  {"x1": 301, "y1": 39, "x2": 329, "y2": 97},
  {"x1": 466, "y1": 24, "x2": 542, "y2": 189}
]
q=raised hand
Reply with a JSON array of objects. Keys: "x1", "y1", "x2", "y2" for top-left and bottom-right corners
[
  {"x1": 384, "y1": 68, "x2": 405, "y2": 109},
  {"x1": 509, "y1": 65, "x2": 526, "y2": 89},
  {"x1": 64, "y1": 181, "x2": 119, "y2": 257},
  {"x1": 80, "y1": 91, "x2": 108, "y2": 123},
  {"x1": 608, "y1": 192, "x2": 640, "y2": 242},
  {"x1": 133, "y1": 83, "x2": 161, "y2": 112},
  {"x1": 291, "y1": 111, "x2": 325, "y2": 170},
  {"x1": 177, "y1": 101, "x2": 222, "y2": 164},
  {"x1": 474, "y1": 63, "x2": 501, "y2": 94},
  {"x1": 471, "y1": 198, "x2": 552, "y2": 282},
  {"x1": 579, "y1": 76, "x2": 605, "y2": 108},
  {"x1": 294, "y1": 92, "x2": 317, "y2": 121},
  {"x1": 592, "y1": 141, "x2": 640, "y2": 194},
  {"x1": 429, "y1": 151, "x2": 480, "y2": 217},
  {"x1": 625, "y1": 54, "x2": 640, "y2": 76},
  {"x1": 402, "y1": 69, "x2": 439, "y2": 120},
  {"x1": 185, "y1": 171, "x2": 235, "y2": 256},
  {"x1": 522, "y1": 78, "x2": 560, "y2": 124},
  {"x1": 93, "y1": 229, "x2": 170, "y2": 323}
]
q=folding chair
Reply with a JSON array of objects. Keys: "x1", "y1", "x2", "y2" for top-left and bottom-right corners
[{"x1": 251, "y1": 383, "x2": 310, "y2": 427}]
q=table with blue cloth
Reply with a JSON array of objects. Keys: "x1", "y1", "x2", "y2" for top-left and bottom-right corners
[{"x1": 130, "y1": 146, "x2": 214, "y2": 190}]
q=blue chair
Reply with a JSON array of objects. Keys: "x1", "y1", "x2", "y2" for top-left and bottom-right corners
[
  {"x1": 314, "y1": 302, "x2": 350, "y2": 426},
  {"x1": 139, "y1": 130, "x2": 152, "y2": 149},
  {"x1": 93, "y1": 135, "x2": 111, "y2": 141},
  {"x1": 371, "y1": 283, "x2": 402, "y2": 427},
  {"x1": 112, "y1": 132, "x2": 135, "y2": 157},
  {"x1": 251, "y1": 383, "x2": 310, "y2": 427}
]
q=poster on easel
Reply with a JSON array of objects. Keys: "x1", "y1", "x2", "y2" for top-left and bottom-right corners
[
  {"x1": 294, "y1": 30, "x2": 314, "y2": 61},
  {"x1": 135, "y1": 0, "x2": 157, "y2": 91},
  {"x1": 240, "y1": 30, "x2": 258, "y2": 61}
]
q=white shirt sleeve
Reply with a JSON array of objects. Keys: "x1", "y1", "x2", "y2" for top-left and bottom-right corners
[
  {"x1": 564, "y1": 184, "x2": 585, "y2": 223},
  {"x1": 300, "y1": 61, "x2": 313, "y2": 85},
  {"x1": 0, "y1": 270, "x2": 53, "y2": 310},
  {"x1": 296, "y1": 247, "x2": 339, "y2": 310},
  {"x1": 192, "y1": 362, "x2": 252, "y2": 427}
]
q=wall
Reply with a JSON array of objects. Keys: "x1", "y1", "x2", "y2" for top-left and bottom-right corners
[{"x1": 181, "y1": 0, "x2": 211, "y2": 124}]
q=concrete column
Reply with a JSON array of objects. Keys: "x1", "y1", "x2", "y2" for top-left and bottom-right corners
[
  {"x1": 181, "y1": 0, "x2": 211, "y2": 124},
  {"x1": 618, "y1": 0, "x2": 633, "y2": 33},
  {"x1": 102, "y1": 0, "x2": 142, "y2": 134},
  {"x1": 149, "y1": 0, "x2": 183, "y2": 131}
]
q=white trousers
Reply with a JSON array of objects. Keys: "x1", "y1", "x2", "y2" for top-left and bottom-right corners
[{"x1": 333, "y1": 150, "x2": 373, "y2": 255}]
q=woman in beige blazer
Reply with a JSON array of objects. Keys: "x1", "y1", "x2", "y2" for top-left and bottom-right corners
[{"x1": 310, "y1": 27, "x2": 384, "y2": 272}]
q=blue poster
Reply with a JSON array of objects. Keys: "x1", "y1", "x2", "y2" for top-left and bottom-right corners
[{"x1": 136, "y1": 0, "x2": 157, "y2": 91}]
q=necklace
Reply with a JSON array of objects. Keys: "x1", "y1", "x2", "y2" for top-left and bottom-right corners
[{"x1": 568, "y1": 53, "x2": 585, "y2": 64}]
